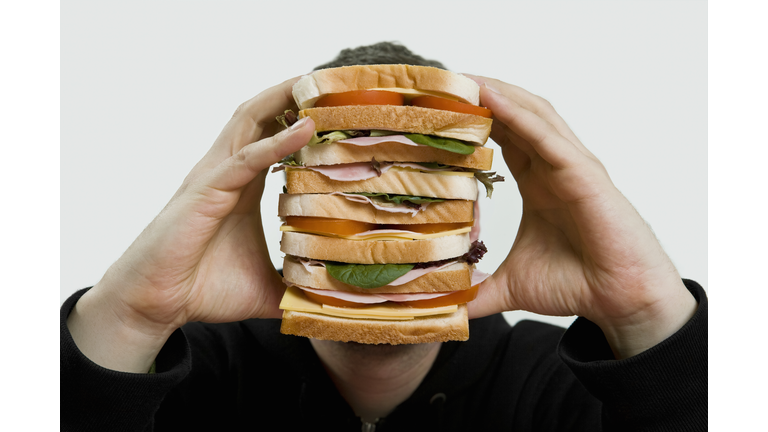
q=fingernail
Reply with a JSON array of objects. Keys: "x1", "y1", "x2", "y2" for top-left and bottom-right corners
[
  {"x1": 290, "y1": 116, "x2": 309, "y2": 130},
  {"x1": 484, "y1": 83, "x2": 502, "y2": 95}
]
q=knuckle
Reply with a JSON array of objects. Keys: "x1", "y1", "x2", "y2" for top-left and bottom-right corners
[{"x1": 231, "y1": 101, "x2": 248, "y2": 119}]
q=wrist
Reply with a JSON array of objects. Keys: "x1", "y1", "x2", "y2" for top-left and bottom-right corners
[
  {"x1": 67, "y1": 283, "x2": 179, "y2": 373},
  {"x1": 595, "y1": 278, "x2": 698, "y2": 359}
]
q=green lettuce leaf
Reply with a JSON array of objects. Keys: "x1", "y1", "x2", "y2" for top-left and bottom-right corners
[
  {"x1": 403, "y1": 134, "x2": 475, "y2": 155},
  {"x1": 325, "y1": 262, "x2": 416, "y2": 289},
  {"x1": 350, "y1": 192, "x2": 445, "y2": 206},
  {"x1": 308, "y1": 130, "x2": 353, "y2": 146}
]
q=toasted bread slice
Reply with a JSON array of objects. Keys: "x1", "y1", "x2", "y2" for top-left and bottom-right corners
[
  {"x1": 278, "y1": 193, "x2": 474, "y2": 225},
  {"x1": 285, "y1": 167, "x2": 479, "y2": 200},
  {"x1": 300, "y1": 105, "x2": 492, "y2": 145},
  {"x1": 293, "y1": 65, "x2": 480, "y2": 109},
  {"x1": 294, "y1": 141, "x2": 493, "y2": 171},
  {"x1": 280, "y1": 231, "x2": 470, "y2": 265},
  {"x1": 280, "y1": 305, "x2": 469, "y2": 345}
]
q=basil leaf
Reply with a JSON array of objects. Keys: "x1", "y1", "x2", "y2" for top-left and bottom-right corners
[
  {"x1": 351, "y1": 192, "x2": 445, "y2": 206},
  {"x1": 325, "y1": 262, "x2": 416, "y2": 289},
  {"x1": 403, "y1": 134, "x2": 475, "y2": 155}
]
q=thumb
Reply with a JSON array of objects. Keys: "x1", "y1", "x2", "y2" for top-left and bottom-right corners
[
  {"x1": 467, "y1": 275, "x2": 514, "y2": 319},
  {"x1": 207, "y1": 117, "x2": 314, "y2": 193}
]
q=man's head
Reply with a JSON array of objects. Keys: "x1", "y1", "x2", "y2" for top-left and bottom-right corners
[{"x1": 314, "y1": 42, "x2": 446, "y2": 70}]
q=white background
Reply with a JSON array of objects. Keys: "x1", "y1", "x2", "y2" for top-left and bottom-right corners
[
  {"x1": 61, "y1": 1, "x2": 707, "y2": 331},
  {"x1": 4, "y1": 0, "x2": 767, "y2": 430}
]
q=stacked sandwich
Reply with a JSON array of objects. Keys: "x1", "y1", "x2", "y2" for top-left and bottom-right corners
[{"x1": 274, "y1": 65, "x2": 500, "y2": 344}]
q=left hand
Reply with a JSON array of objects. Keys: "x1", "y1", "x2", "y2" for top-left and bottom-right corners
[{"x1": 464, "y1": 75, "x2": 697, "y2": 358}]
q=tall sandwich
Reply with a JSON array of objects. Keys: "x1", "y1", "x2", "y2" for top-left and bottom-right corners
[{"x1": 274, "y1": 65, "x2": 500, "y2": 344}]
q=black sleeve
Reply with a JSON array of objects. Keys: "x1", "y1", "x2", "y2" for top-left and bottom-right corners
[
  {"x1": 558, "y1": 279, "x2": 708, "y2": 432},
  {"x1": 60, "y1": 288, "x2": 193, "y2": 432}
]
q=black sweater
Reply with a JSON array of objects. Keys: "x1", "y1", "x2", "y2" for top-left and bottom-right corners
[{"x1": 61, "y1": 280, "x2": 707, "y2": 431}]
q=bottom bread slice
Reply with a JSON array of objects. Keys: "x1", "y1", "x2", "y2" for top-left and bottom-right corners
[{"x1": 280, "y1": 305, "x2": 469, "y2": 345}]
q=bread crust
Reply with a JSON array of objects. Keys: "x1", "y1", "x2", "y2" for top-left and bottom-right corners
[
  {"x1": 280, "y1": 231, "x2": 471, "y2": 264},
  {"x1": 294, "y1": 141, "x2": 493, "y2": 171},
  {"x1": 293, "y1": 65, "x2": 480, "y2": 109},
  {"x1": 280, "y1": 305, "x2": 469, "y2": 345},
  {"x1": 285, "y1": 168, "x2": 479, "y2": 200},
  {"x1": 278, "y1": 193, "x2": 473, "y2": 225},
  {"x1": 282, "y1": 258, "x2": 472, "y2": 294},
  {"x1": 300, "y1": 105, "x2": 492, "y2": 145}
]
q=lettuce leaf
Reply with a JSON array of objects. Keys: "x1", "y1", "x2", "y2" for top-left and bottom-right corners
[
  {"x1": 325, "y1": 262, "x2": 416, "y2": 289},
  {"x1": 474, "y1": 171, "x2": 505, "y2": 198},
  {"x1": 350, "y1": 192, "x2": 445, "y2": 206},
  {"x1": 308, "y1": 130, "x2": 353, "y2": 146},
  {"x1": 403, "y1": 134, "x2": 475, "y2": 155}
]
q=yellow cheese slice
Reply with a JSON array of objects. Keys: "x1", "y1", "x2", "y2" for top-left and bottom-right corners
[
  {"x1": 279, "y1": 225, "x2": 471, "y2": 241},
  {"x1": 279, "y1": 286, "x2": 458, "y2": 321}
]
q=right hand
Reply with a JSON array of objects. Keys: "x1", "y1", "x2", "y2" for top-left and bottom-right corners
[{"x1": 67, "y1": 77, "x2": 315, "y2": 372}]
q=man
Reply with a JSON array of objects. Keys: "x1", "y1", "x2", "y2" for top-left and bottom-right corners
[{"x1": 61, "y1": 43, "x2": 707, "y2": 431}]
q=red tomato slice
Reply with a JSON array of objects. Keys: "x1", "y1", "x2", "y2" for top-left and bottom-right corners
[
  {"x1": 314, "y1": 90, "x2": 405, "y2": 107},
  {"x1": 411, "y1": 95, "x2": 493, "y2": 118},
  {"x1": 285, "y1": 217, "x2": 473, "y2": 236},
  {"x1": 285, "y1": 216, "x2": 376, "y2": 236}
]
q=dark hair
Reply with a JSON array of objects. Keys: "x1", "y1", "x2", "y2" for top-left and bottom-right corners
[{"x1": 314, "y1": 42, "x2": 446, "y2": 70}]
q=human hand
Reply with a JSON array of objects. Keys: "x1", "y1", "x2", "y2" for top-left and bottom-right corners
[
  {"x1": 464, "y1": 75, "x2": 696, "y2": 358},
  {"x1": 67, "y1": 77, "x2": 314, "y2": 371}
]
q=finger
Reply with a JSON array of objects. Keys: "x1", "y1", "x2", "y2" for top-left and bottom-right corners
[
  {"x1": 196, "y1": 76, "x2": 303, "y2": 173},
  {"x1": 206, "y1": 117, "x2": 314, "y2": 194},
  {"x1": 463, "y1": 74, "x2": 585, "y2": 150},
  {"x1": 489, "y1": 121, "x2": 531, "y2": 179},
  {"x1": 479, "y1": 84, "x2": 584, "y2": 170}
]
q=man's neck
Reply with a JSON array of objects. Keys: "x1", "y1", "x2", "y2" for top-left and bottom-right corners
[{"x1": 310, "y1": 339, "x2": 441, "y2": 422}]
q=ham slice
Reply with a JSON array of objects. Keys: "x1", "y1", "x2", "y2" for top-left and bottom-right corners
[
  {"x1": 329, "y1": 192, "x2": 426, "y2": 216},
  {"x1": 337, "y1": 135, "x2": 420, "y2": 146},
  {"x1": 296, "y1": 285, "x2": 453, "y2": 304}
]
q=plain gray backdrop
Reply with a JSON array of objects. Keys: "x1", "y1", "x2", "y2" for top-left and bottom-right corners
[{"x1": 61, "y1": 0, "x2": 707, "y2": 328}]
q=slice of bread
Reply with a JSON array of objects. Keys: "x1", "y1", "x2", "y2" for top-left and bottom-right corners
[
  {"x1": 282, "y1": 258, "x2": 472, "y2": 294},
  {"x1": 294, "y1": 141, "x2": 494, "y2": 171},
  {"x1": 280, "y1": 305, "x2": 469, "y2": 345},
  {"x1": 285, "y1": 168, "x2": 479, "y2": 200},
  {"x1": 278, "y1": 193, "x2": 474, "y2": 225},
  {"x1": 300, "y1": 105, "x2": 492, "y2": 145},
  {"x1": 293, "y1": 65, "x2": 480, "y2": 109},
  {"x1": 280, "y1": 231, "x2": 471, "y2": 264}
]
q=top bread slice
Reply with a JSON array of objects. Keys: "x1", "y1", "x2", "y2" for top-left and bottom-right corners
[{"x1": 293, "y1": 65, "x2": 480, "y2": 110}]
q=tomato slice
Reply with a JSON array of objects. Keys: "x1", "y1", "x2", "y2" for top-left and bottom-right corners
[
  {"x1": 302, "y1": 284, "x2": 480, "y2": 309},
  {"x1": 314, "y1": 90, "x2": 405, "y2": 107},
  {"x1": 285, "y1": 216, "x2": 376, "y2": 236},
  {"x1": 303, "y1": 290, "x2": 363, "y2": 308},
  {"x1": 285, "y1": 217, "x2": 473, "y2": 236},
  {"x1": 411, "y1": 95, "x2": 493, "y2": 118},
  {"x1": 402, "y1": 284, "x2": 480, "y2": 308}
]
